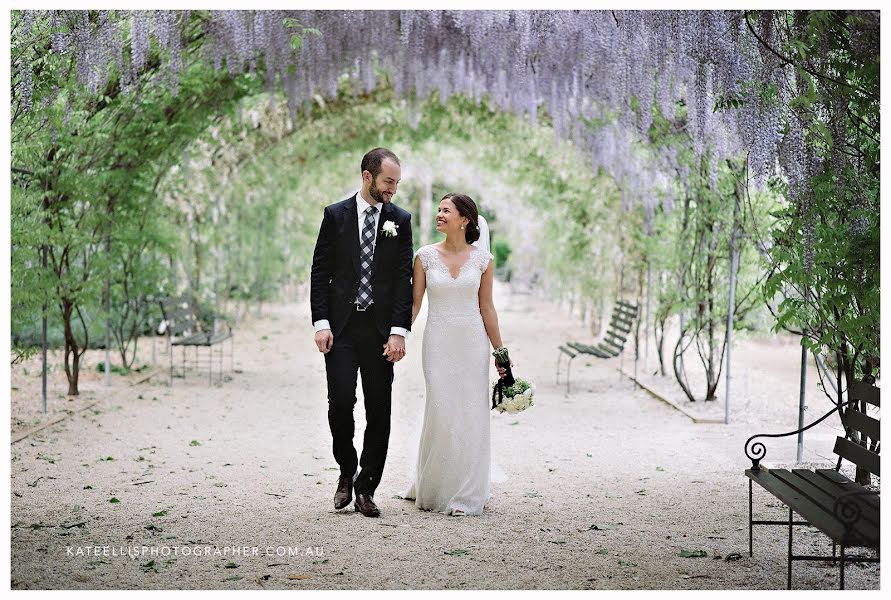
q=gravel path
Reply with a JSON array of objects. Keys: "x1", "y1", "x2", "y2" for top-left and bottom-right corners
[{"x1": 9, "y1": 283, "x2": 879, "y2": 589}]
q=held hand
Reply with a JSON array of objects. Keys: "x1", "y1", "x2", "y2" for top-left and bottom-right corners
[
  {"x1": 382, "y1": 334, "x2": 406, "y2": 363},
  {"x1": 315, "y1": 329, "x2": 333, "y2": 354},
  {"x1": 496, "y1": 359, "x2": 514, "y2": 379}
]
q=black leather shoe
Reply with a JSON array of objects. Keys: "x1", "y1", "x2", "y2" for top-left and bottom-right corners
[
  {"x1": 354, "y1": 493, "x2": 380, "y2": 517},
  {"x1": 334, "y1": 474, "x2": 353, "y2": 510}
]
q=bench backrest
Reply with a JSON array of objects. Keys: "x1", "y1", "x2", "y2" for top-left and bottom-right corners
[
  {"x1": 159, "y1": 296, "x2": 202, "y2": 339},
  {"x1": 834, "y1": 381, "x2": 880, "y2": 477},
  {"x1": 606, "y1": 301, "x2": 637, "y2": 334}
]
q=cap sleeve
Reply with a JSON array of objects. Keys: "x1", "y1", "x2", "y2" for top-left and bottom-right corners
[
  {"x1": 474, "y1": 247, "x2": 494, "y2": 272},
  {"x1": 415, "y1": 246, "x2": 431, "y2": 272}
]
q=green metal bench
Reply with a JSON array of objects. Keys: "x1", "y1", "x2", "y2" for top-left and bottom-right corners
[
  {"x1": 556, "y1": 300, "x2": 638, "y2": 393},
  {"x1": 744, "y1": 380, "x2": 880, "y2": 589},
  {"x1": 159, "y1": 296, "x2": 234, "y2": 386}
]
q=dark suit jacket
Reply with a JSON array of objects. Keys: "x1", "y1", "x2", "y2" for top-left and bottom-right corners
[{"x1": 310, "y1": 194, "x2": 413, "y2": 339}]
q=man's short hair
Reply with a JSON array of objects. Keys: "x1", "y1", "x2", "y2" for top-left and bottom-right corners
[{"x1": 361, "y1": 148, "x2": 400, "y2": 179}]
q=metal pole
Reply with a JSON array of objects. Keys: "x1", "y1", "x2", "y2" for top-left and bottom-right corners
[
  {"x1": 644, "y1": 261, "x2": 652, "y2": 373},
  {"x1": 796, "y1": 343, "x2": 807, "y2": 463},
  {"x1": 41, "y1": 245, "x2": 48, "y2": 414},
  {"x1": 815, "y1": 352, "x2": 839, "y2": 395},
  {"x1": 724, "y1": 242, "x2": 738, "y2": 425},
  {"x1": 104, "y1": 236, "x2": 111, "y2": 386},
  {"x1": 725, "y1": 166, "x2": 742, "y2": 425}
]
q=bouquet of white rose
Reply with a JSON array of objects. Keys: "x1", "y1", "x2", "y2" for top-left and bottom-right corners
[
  {"x1": 492, "y1": 378, "x2": 535, "y2": 414},
  {"x1": 491, "y1": 347, "x2": 535, "y2": 413}
]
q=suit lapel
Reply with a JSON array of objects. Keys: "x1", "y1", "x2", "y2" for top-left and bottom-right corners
[
  {"x1": 371, "y1": 202, "x2": 393, "y2": 277},
  {"x1": 344, "y1": 194, "x2": 360, "y2": 276}
]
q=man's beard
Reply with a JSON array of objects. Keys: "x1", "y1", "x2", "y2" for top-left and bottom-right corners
[{"x1": 369, "y1": 179, "x2": 389, "y2": 204}]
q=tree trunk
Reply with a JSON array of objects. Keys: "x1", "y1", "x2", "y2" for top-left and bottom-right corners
[
  {"x1": 673, "y1": 325, "x2": 695, "y2": 402},
  {"x1": 61, "y1": 298, "x2": 80, "y2": 396}
]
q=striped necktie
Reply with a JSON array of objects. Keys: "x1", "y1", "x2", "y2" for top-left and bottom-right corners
[{"x1": 356, "y1": 205, "x2": 378, "y2": 308}]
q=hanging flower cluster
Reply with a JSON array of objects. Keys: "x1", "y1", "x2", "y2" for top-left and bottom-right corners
[{"x1": 12, "y1": 9, "x2": 879, "y2": 252}]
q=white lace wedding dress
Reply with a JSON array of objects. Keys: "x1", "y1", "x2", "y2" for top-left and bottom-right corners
[{"x1": 403, "y1": 244, "x2": 496, "y2": 516}]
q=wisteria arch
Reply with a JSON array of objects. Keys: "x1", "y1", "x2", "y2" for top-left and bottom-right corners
[{"x1": 13, "y1": 10, "x2": 879, "y2": 234}]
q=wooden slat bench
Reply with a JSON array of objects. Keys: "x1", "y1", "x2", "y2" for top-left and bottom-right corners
[
  {"x1": 744, "y1": 380, "x2": 880, "y2": 589},
  {"x1": 159, "y1": 296, "x2": 234, "y2": 386},
  {"x1": 557, "y1": 300, "x2": 638, "y2": 393}
]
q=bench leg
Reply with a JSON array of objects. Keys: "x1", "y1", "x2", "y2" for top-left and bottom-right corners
[
  {"x1": 169, "y1": 340, "x2": 173, "y2": 387},
  {"x1": 749, "y1": 479, "x2": 753, "y2": 557},
  {"x1": 556, "y1": 351, "x2": 562, "y2": 385},
  {"x1": 566, "y1": 356, "x2": 574, "y2": 395},
  {"x1": 839, "y1": 546, "x2": 845, "y2": 590},
  {"x1": 787, "y1": 508, "x2": 793, "y2": 590}
]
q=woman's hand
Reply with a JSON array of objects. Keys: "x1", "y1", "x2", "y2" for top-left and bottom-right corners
[{"x1": 496, "y1": 359, "x2": 514, "y2": 379}]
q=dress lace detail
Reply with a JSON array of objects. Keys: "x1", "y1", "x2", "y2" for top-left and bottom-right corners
[{"x1": 404, "y1": 244, "x2": 496, "y2": 516}]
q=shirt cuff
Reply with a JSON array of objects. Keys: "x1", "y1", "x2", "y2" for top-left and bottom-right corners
[
  {"x1": 389, "y1": 327, "x2": 408, "y2": 338},
  {"x1": 313, "y1": 320, "x2": 331, "y2": 332}
]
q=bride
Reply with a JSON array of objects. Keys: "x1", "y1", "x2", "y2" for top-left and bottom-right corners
[{"x1": 403, "y1": 192, "x2": 508, "y2": 516}]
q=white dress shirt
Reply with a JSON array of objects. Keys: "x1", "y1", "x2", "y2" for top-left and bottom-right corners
[{"x1": 313, "y1": 191, "x2": 408, "y2": 338}]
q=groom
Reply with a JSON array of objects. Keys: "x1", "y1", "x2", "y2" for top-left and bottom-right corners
[{"x1": 310, "y1": 148, "x2": 413, "y2": 517}]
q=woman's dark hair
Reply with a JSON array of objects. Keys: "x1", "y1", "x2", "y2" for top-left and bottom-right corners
[{"x1": 442, "y1": 192, "x2": 481, "y2": 244}]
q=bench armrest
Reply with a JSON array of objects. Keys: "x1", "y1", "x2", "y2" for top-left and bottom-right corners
[{"x1": 745, "y1": 399, "x2": 852, "y2": 470}]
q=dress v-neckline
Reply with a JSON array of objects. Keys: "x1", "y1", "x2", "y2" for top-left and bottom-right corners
[{"x1": 432, "y1": 246, "x2": 474, "y2": 280}]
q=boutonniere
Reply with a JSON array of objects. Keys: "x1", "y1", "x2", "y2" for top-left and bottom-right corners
[{"x1": 381, "y1": 220, "x2": 398, "y2": 237}]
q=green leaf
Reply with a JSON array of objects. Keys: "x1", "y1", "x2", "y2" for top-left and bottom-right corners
[
  {"x1": 140, "y1": 560, "x2": 159, "y2": 573},
  {"x1": 108, "y1": 497, "x2": 120, "y2": 504},
  {"x1": 679, "y1": 549, "x2": 707, "y2": 558}
]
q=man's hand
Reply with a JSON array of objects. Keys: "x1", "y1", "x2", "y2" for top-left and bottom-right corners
[
  {"x1": 382, "y1": 334, "x2": 406, "y2": 363},
  {"x1": 315, "y1": 329, "x2": 333, "y2": 354}
]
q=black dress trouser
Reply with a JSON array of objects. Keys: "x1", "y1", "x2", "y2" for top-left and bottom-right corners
[{"x1": 324, "y1": 305, "x2": 393, "y2": 497}]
